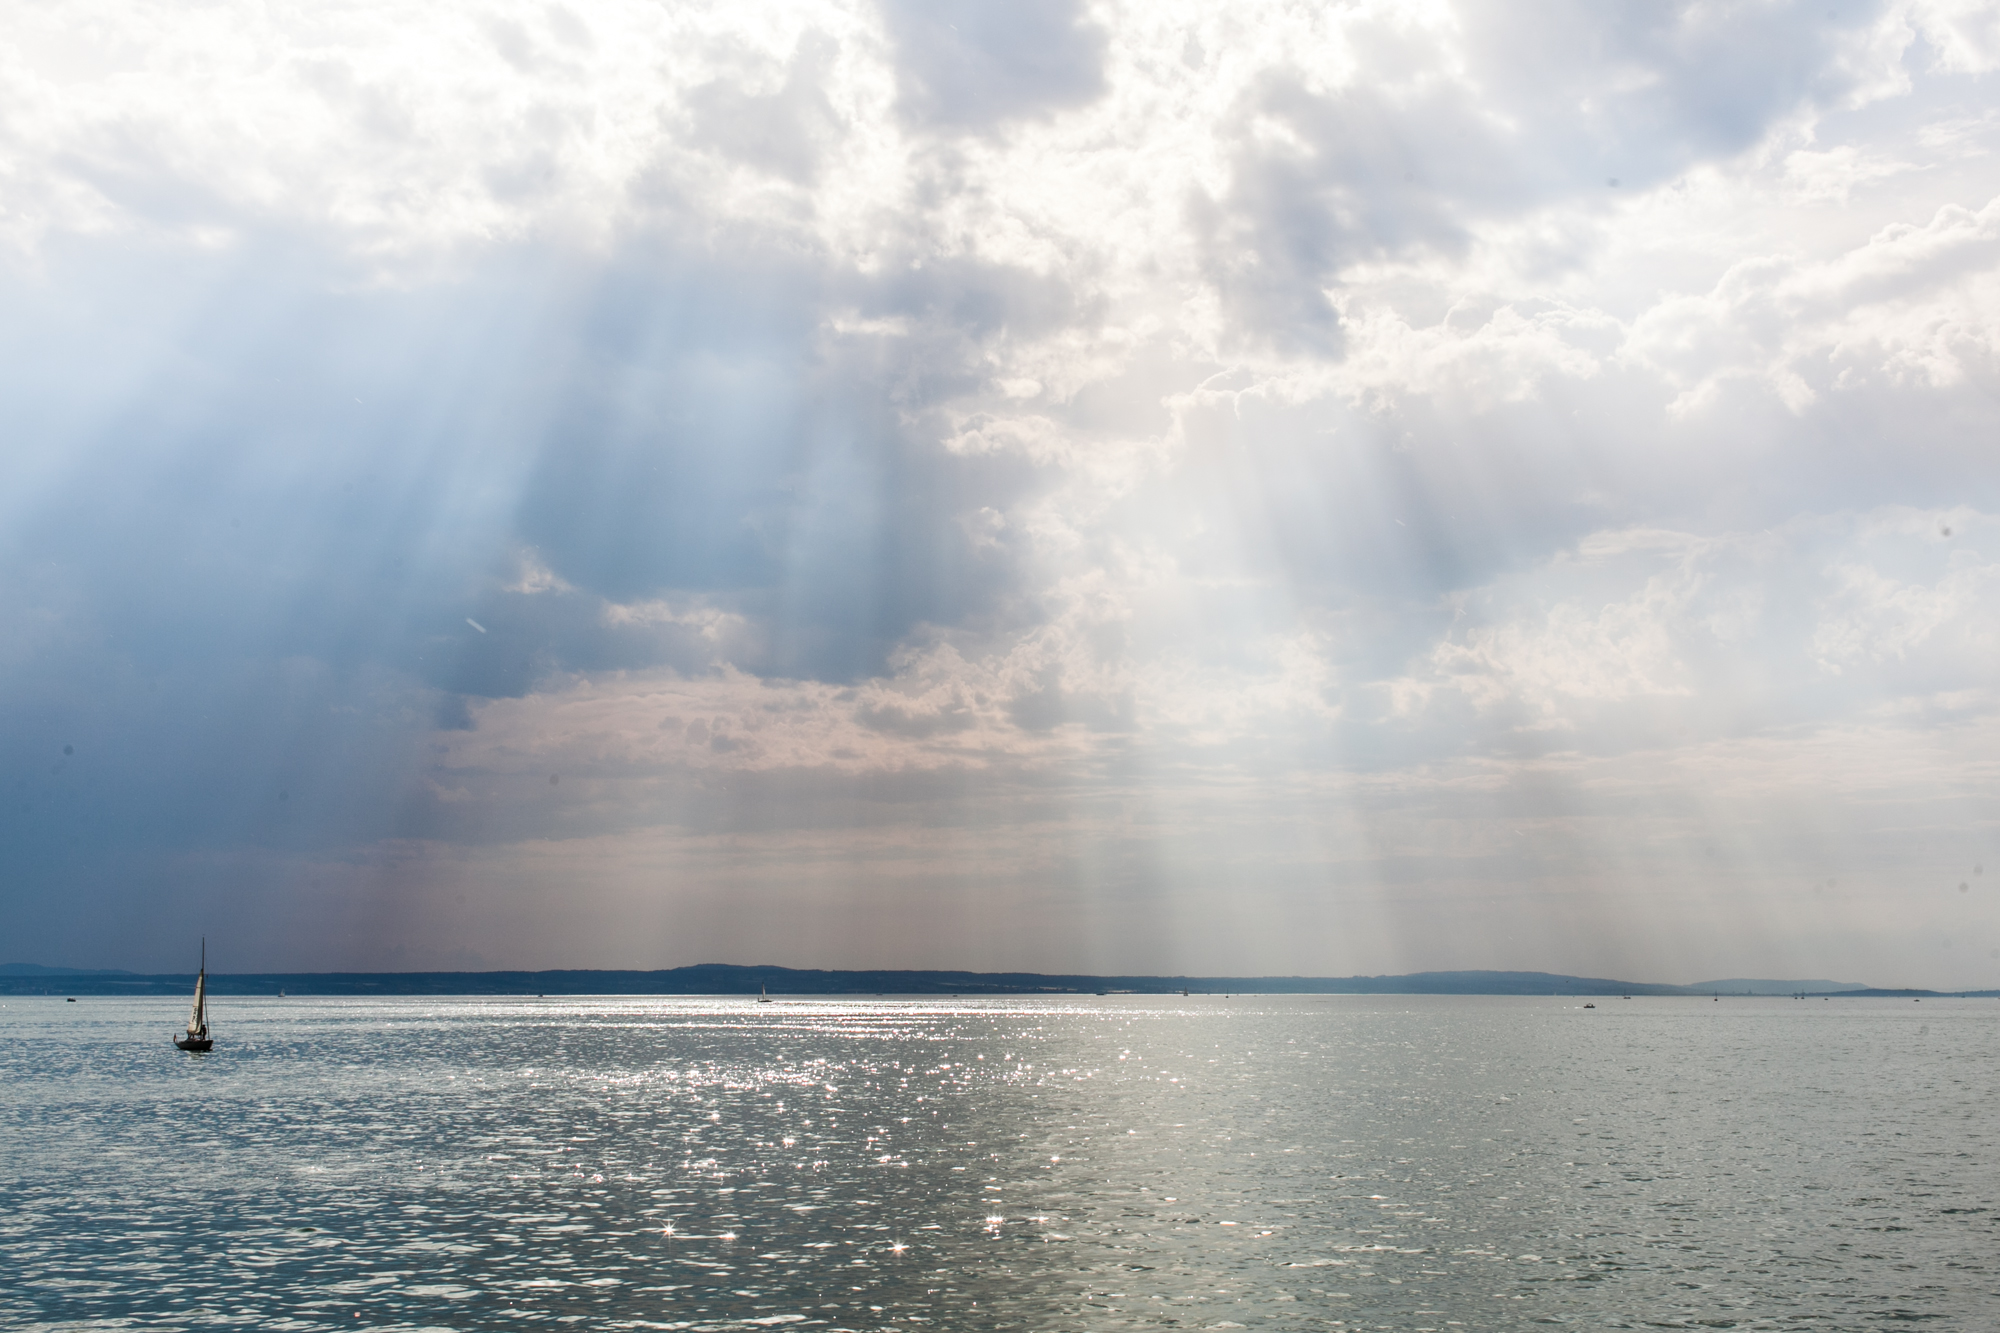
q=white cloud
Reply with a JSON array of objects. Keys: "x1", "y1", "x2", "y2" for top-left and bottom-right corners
[
  {"x1": 0, "y1": 0, "x2": 903, "y2": 262},
  {"x1": 505, "y1": 547, "x2": 573, "y2": 595},
  {"x1": 1907, "y1": 0, "x2": 2000, "y2": 74},
  {"x1": 1392, "y1": 510, "x2": 2000, "y2": 742},
  {"x1": 1812, "y1": 545, "x2": 2000, "y2": 670},
  {"x1": 1626, "y1": 194, "x2": 2000, "y2": 413}
]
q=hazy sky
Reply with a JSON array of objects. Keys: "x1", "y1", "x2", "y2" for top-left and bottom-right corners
[{"x1": 5, "y1": 0, "x2": 1997, "y2": 982}]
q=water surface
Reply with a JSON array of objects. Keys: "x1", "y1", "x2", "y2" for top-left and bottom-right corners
[{"x1": 3, "y1": 994, "x2": 1995, "y2": 1329}]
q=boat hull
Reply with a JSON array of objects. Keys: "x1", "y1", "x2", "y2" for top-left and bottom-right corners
[{"x1": 173, "y1": 1036, "x2": 212, "y2": 1052}]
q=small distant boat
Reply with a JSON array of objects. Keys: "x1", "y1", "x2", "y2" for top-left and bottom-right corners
[
  {"x1": 1583, "y1": 1003, "x2": 1595, "y2": 1009},
  {"x1": 757, "y1": 983, "x2": 771, "y2": 1003},
  {"x1": 174, "y1": 939, "x2": 213, "y2": 1052}
]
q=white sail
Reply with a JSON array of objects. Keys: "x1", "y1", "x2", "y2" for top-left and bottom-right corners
[{"x1": 187, "y1": 969, "x2": 207, "y2": 1036}]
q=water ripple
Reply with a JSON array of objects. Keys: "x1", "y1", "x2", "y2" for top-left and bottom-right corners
[{"x1": 1, "y1": 995, "x2": 1994, "y2": 1330}]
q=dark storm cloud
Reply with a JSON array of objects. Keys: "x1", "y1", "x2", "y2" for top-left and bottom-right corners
[
  {"x1": 509, "y1": 241, "x2": 1072, "y2": 682},
  {"x1": 1, "y1": 239, "x2": 533, "y2": 677},
  {"x1": 427, "y1": 584, "x2": 726, "y2": 703},
  {"x1": 0, "y1": 628, "x2": 440, "y2": 867},
  {"x1": 0, "y1": 208, "x2": 1083, "y2": 911},
  {"x1": 880, "y1": 0, "x2": 1108, "y2": 131},
  {"x1": 0, "y1": 238, "x2": 559, "y2": 872},
  {"x1": 0, "y1": 218, "x2": 1068, "y2": 945}
]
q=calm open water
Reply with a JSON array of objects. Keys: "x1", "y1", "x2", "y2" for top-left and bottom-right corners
[{"x1": 1, "y1": 994, "x2": 1995, "y2": 1331}]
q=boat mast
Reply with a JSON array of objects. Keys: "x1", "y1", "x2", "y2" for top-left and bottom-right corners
[{"x1": 189, "y1": 937, "x2": 208, "y2": 1037}]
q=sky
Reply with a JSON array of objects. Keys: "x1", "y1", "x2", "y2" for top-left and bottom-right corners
[{"x1": 3, "y1": 0, "x2": 1998, "y2": 984}]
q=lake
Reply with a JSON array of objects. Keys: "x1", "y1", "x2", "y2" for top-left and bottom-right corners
[{"x1": 2, "y1": 993, "x2": 1994, "y2": 1330}]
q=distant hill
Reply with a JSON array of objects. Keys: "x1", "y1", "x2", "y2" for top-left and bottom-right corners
[
  {"x1": 1, "y1": 963, "x2": 1948, "y2": 998},
  {"x1": 1691, "y1": 977, "x2": 1868, "y2": 994},
  {"x1": 0, "y1": 963, "x2": 137, "y2": 976}
]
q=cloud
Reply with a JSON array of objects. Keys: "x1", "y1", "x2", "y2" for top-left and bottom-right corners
[
  {"x1": 1188, "y1": 0, "x2": 1903, "y2": 351},
  {"x1": 1191, "y1": 69, "x2": 1513, "y2": 354},
  {"x1": 1908, "y1": 0, "x2": 2000, "y2": 74},
  {"x1": 880, "y1": 0, "x2": 1107, "y2": 132},
  {"x1": 686, "y1": 34, "x2": 847, "y2": 184},
  {"x1": 1391, "y1": 509, "x2": 2000, "y2": 749},
  {"x1": 5, "y1": 0, "x2": 2000, "y2": 983},
  {"x1": 1811, "y1": 518, "x2": 2000, "y2": 671},
  {"x1": 1628, "y1": 194, "x2": 2000, "y2": 413}
]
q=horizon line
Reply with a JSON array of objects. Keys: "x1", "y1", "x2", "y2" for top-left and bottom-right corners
[{"x1": 9, "y1": 961, "x2": 1987, "y2": 996}]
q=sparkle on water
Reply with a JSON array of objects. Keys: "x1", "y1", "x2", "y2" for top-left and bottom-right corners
[{"x1": 3, "y1": 994, "x2": 1996, "y2": 1330}]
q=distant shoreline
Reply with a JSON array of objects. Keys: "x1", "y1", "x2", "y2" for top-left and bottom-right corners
[{"x1": 4, "y1": 963, "x2": 1993, "y2": 999}]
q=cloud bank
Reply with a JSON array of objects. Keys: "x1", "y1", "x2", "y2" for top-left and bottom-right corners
[{"x1": 3, "y1": 0, "x2": 1997, "y2": 984}]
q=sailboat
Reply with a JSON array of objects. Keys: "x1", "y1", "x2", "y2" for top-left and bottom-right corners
[
  {"x1": 757, "y1": 983, "x2": 771, "y2": 1003},
  {"x1": 174, "y1": 939, "x2": 213, "y2": 1052}
]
